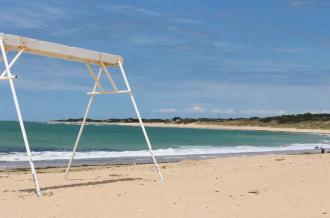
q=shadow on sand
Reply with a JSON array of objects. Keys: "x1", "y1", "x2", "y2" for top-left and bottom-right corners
[{"x1": 18, "y1": 177, "x2": 142, "y2": 193}]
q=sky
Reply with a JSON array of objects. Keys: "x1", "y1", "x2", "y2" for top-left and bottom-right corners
[{"x1": 0, "y1": 0, "x2": 330, "y2": 121}]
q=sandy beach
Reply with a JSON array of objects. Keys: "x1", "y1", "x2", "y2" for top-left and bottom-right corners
[
  {"x1": 1, "y1": 153, "x2": 330, "y2": 218},
  {"x1": 50, "y1": 121, "x2": 330, "y2": 134},
  {"x1": 114, "y1": 122, "x2": 330, "y2": 134}
]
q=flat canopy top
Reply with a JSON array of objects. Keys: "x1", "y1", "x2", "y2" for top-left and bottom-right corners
[{"x1": 0, "y1": 32, "x2": 123, "y2": 66}]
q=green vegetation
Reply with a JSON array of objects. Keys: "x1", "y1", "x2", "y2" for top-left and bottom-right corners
[{"x1": 55, "y1": 113, "x2": 330, "y2": 130}]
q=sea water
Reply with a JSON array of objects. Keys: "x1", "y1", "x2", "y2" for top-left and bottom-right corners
[{"x1": 0, "y1": 121, "x2": 329, "y2": 165}]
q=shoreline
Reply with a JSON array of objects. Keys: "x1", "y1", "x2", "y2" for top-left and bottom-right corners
[
  {"x1": 0, "y1": 148, "x2": 324, "y2": 170},
  {"x1": 49, "y1": 121, "x2": 330, "y2": 134}
]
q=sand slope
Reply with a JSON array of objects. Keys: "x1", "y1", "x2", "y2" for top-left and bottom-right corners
[{"x1": 1, "y1": 154, "x2": 330, "y2": 218}]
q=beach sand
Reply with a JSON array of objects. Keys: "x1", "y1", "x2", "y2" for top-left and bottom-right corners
[
  {"x1": 113, "y1": 122, "x2": 330, "y2": 134},
  {"x1": 51, "y1": 121, "x2": 330, "y2": 134},
  {"x1": 1, "y1": 153, "x2": 330, "y2": 218}
]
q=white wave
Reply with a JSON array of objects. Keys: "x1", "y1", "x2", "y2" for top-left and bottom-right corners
[
  {"x1": 0, "y1": 143, "x2": 329, "y2": 162},
  {"x1": 310, "y1": 133, "x2": 330, "y2": 137}
]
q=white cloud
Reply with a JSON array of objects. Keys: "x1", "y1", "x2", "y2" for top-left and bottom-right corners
[
  {"x1": 185, "y1": 106, "x2": 206, "y2": 113},
  {"x1": 128, "y1": 35, "x2": 175, "y2": 46},
  {"x1": 210, "y1": 108, "x2": 235, "y2": 114},
  {"x1": 0, "y1": 2, "x2": 67, "y2": 29},
  {"x1": 288, "y1": 0, "x2": 329, "y2": 6},
  {"x1": 107, "y1": 5, "x2": 162, "y2": 17},
  {"x1": 239, "y1": 109, "x2": 287, "y2": 116},
  {"x1": 0, "y1": 10, "x2": 44, "y2": 29},
  {"x1": 158, "y1": 108, "x2": 177, "y2": 113},
  {"x1": 308, "y1": 110, "x2": 330, "y2": 114}
]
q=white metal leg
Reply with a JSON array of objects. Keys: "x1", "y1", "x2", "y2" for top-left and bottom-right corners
[
  {"x1": 65, "y1": 67, "x2": 103, "y2": 179},
  {"x1": 0, "y1": 39, "x2": 42, "y2": 196},
  {"x1": 118, "y1": 61, "x2": 163, "y2": 180},
  {"x1": 0, "y1": 49, "x2": 25, "y2": 77}
]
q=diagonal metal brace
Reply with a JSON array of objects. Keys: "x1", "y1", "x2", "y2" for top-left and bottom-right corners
[
  {"x1": 100, "y1": 62, "x2": 118, "y2": 90},
  {"x1": 86, "y1": 63, "x2": 103, "y2": 90}
]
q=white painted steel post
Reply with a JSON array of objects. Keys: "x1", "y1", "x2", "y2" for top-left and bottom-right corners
[
  {"x1": 0, "y1": 39, "x2": 42, "y2": 196},
  {"x1": 0, "y1": 49, "x2": 25, "y2": 77},
  {"x1": 65, "y1": 67, "x2": 103, "y2": 179},
  {"x1": 118, "y1": 61, "x2": 163, "y2": 180}
]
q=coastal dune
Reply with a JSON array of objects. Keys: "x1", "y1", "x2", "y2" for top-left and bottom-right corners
[{"x1": 0, "y1": 153, "x2": 330, "y2": 218}]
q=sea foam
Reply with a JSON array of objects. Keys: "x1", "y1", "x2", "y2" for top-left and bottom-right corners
[{"x1": 1, "y1": 143, "x2": 329, "y2": 162}]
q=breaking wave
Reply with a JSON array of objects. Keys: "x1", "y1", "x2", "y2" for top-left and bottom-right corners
[{"x1": 1, "y1": 143, "x2": 329, "y2": 162}]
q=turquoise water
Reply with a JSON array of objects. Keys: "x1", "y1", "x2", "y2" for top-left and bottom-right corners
[{"x1": 0, "y1": 121, "x2": 329, "y2": 161}]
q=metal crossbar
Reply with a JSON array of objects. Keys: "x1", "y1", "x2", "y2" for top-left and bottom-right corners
[
  {"x1": 0, "y1": 75, "x2": 17, "y2": 80},
  {"x1": 87, "y1": 90, "x2": 131, "y2": 95}
]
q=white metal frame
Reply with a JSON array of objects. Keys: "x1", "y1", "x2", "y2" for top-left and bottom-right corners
[
  {"x1": 65, "y1": 61, "x2": 163, "y2": 181},
  {"x1": 0, "y1": 33, "x2": 163, "y2": 197}
]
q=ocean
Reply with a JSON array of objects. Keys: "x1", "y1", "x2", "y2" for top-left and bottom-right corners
[{"x1": 0, "y1": 121, "x2": 329, "y2": 168}]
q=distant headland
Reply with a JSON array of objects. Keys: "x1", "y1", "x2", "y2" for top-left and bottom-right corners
[{"x1": 51, "y1": 113, "x2": 330, "y2": 133}]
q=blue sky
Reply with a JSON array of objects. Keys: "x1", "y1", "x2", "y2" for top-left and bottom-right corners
[{"x1": 0, "y1": 0, "x2": 330, "y2": 121}]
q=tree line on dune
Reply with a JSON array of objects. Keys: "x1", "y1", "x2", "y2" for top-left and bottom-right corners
[{"x1": 55, "y1": 113, "x2": 330, "y2": 125}]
